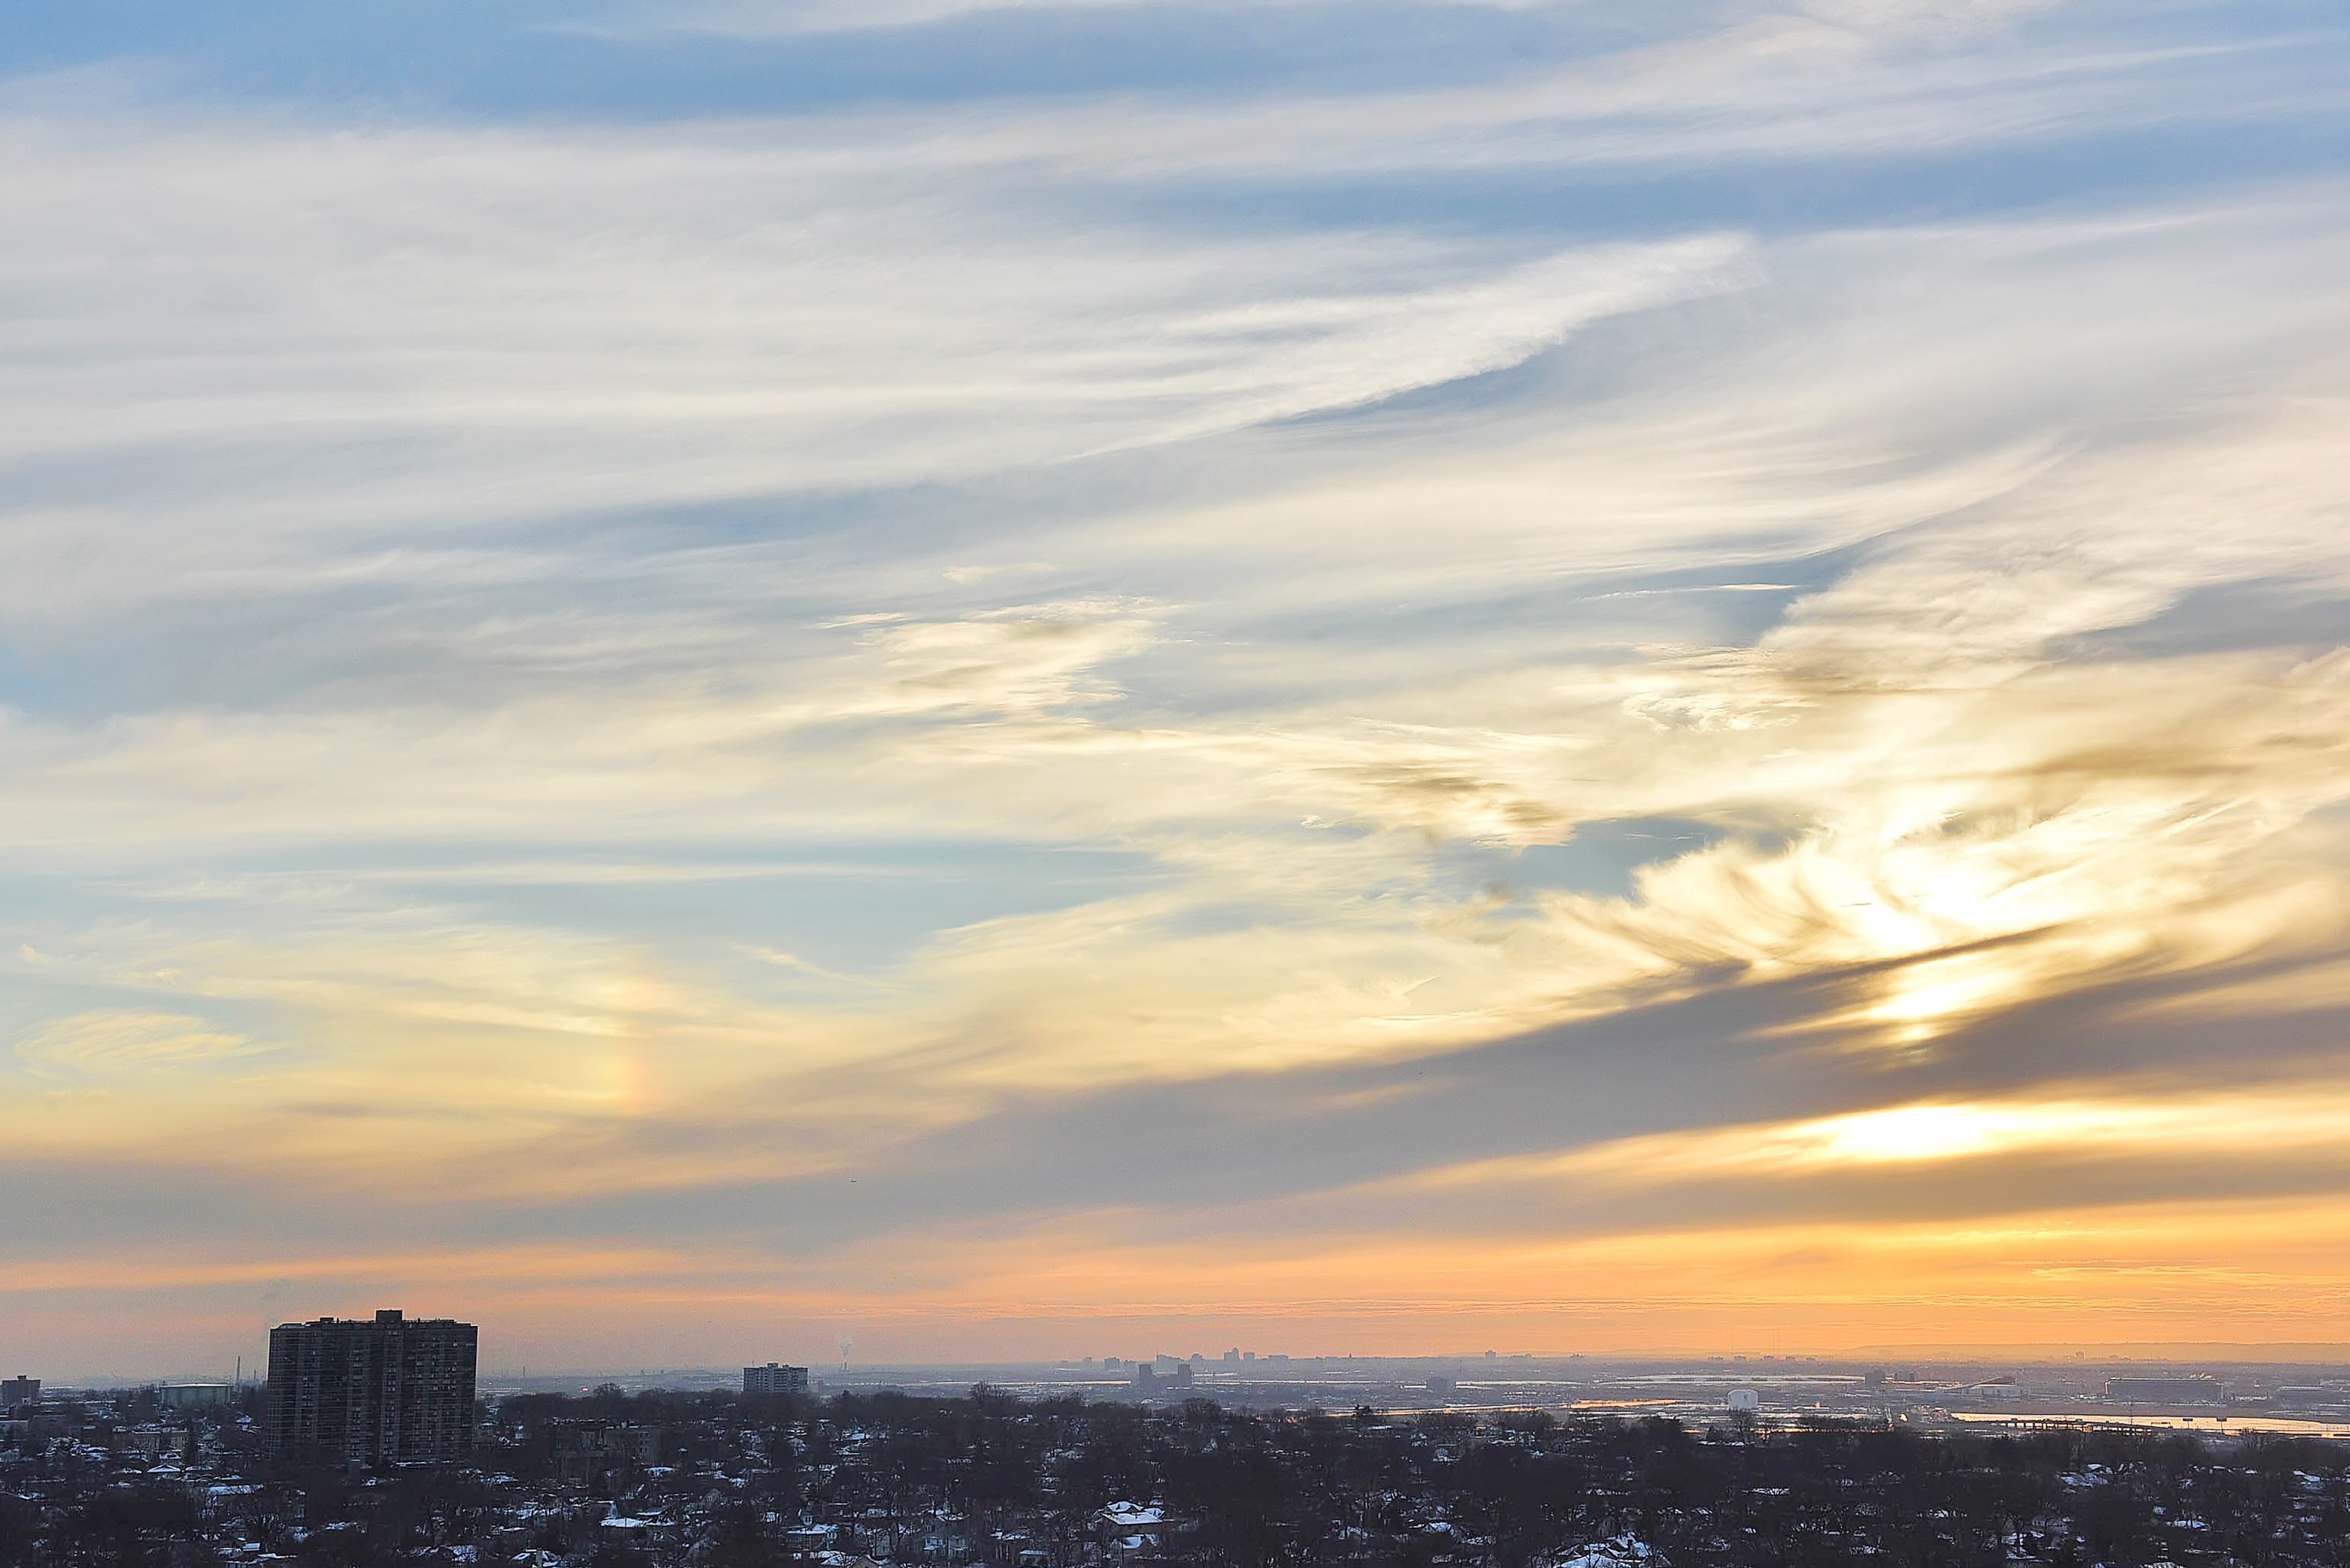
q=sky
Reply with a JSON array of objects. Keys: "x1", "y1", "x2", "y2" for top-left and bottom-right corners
[{"x1": 3, "y1": 0, "x2": 2349, "y2": 1381}]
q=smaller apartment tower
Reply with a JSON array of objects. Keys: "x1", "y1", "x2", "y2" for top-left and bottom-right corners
[
  {"x1": 743, "y1": 1362, "x2": 809, "y2": 1397},
  {"x1": 267, "y1": 1310, "x2": 478, "y2": 1466}
]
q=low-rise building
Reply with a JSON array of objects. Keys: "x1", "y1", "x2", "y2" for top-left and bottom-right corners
[
  {"x1": 2106, "y1": 1376, "x2": 2225, "y2": 1404},
  {"x1": 159, "y1": 1383, "x2": 235, "y2": 1410}
]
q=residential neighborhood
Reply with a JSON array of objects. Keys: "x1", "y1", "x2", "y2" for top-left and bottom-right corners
[{"x1": 4, "y1": 1381, "x2": 2348, "y2": 1567}]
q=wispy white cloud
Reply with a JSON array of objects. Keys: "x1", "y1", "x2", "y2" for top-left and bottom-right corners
[
  {"x1": 650, "y1": 0, "x2": 2063, "y2": 43},
  {"x1": 0, "y1": 120, "x2": 1752, "y2": 620},
  {"x1": 650, "y1": 0, "x2": 1532, "y2": 36},
  {"x1": 13, "y1": 1011, "x2": 262, "y2": 1078}
]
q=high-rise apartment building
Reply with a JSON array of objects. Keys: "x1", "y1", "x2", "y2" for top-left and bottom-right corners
[
  {"x1": 267, "y1": 1309, "x2": 478, "y2": 1466},
  {"x1": 1, "y1": 1375, "x2": 37, "y2": 1410},
  {"x1": 743, "y1": 1362, "x2": 809, "y2": 1397}
]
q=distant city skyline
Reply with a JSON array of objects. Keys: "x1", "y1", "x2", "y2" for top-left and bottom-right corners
[
  {"x1": 30, "y1": 1340, "x2": 2350, "y2": 1391},
  {"x1": 6, "y1": 0, "x2": 2350, "y2": 1378}
]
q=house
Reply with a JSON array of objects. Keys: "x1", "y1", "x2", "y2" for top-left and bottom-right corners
[{"x1": 1094, "y1": 1502, "x2": 1165, "y2": 1561}]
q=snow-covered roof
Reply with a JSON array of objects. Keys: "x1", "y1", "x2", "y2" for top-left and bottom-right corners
[{"x1": 1549, "y1": 1536, "x2": 1658, "y2": 1568}]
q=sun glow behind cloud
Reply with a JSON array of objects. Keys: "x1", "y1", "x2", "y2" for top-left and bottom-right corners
[
  {"x1": 2, "y1": 0, "x2": 2349, "y2": 1375},
  {"x1": 1418, "y1": 1086, "x2": 2350, "y2": 1189}
]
